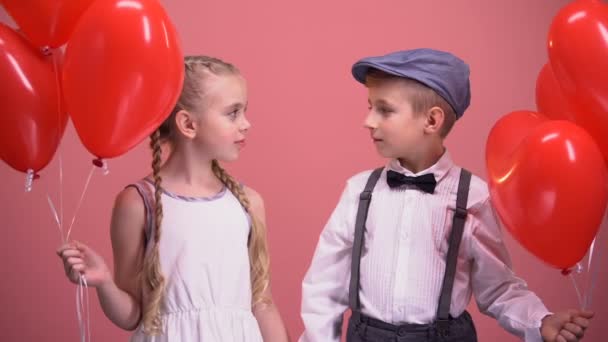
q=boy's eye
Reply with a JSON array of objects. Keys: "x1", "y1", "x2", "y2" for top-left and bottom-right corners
[{"x1": 377, "y1": 107, "x2": 393, "y2": 115}]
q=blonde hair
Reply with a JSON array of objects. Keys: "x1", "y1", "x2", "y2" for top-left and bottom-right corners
[
  {"x1": 143, "y1": 56, "x2": 270, "y2": 335},
  {"x1": 366, "y1": 69, "x2": 457, "y2": 137}
]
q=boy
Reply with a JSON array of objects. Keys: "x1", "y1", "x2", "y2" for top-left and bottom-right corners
[{"x1": 300, "y1": 49, "x2": 593, "y2": 342}]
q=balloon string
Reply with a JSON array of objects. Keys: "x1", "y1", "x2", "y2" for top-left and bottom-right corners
[
  {"x1": 76, "y1": 274, "x2": 91, "y2": 342},
  {"x1": 66, "y1": 166, "x2": 96, "y2": 241},
  {"x1": 569, "y1": 273, "x2": 584, "y2": 309}
]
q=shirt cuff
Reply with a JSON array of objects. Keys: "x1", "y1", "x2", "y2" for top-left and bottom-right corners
[{"x1": 523, "y1": 311, "x2": 552, "y2": 342}]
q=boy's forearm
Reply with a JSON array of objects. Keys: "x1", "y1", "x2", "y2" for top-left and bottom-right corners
[{"x1": 96, "y1": 280, "x2": 142, "y2": 331}]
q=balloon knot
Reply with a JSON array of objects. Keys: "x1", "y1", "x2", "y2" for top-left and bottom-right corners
[
  {"x1": 40, "y1": 46, "x2": 52, "y2": 56},
  {"x1": 92, "y1": 158, "x2": 109, "y2": 175}
]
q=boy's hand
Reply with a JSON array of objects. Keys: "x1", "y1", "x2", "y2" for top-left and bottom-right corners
[{"x1": 540, "y1": 310, "x2": 594, "y2": 342}]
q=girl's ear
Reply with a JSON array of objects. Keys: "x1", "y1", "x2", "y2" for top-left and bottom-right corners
[{"x1": 175, "y1": 109, "x2": 198, "y2": 139}]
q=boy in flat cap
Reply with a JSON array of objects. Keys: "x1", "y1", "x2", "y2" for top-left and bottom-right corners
[{"x1": 299, "y1": 49, "x2": 594, "y2": 342}]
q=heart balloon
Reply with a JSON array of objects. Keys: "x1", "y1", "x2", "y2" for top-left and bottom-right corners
[
  {"x1": 548, "y1": 0, "x2": 608, "y2": 161},
  {"x1": 0, "y1": 0, "x2": 94, "y2": 48},
  {"x1": 486, "y1": 110, "x2": 608, "y2": 269},
  {"x1": 535, "y1": 63, "x2": 578, "y2": 122},
  {"x1": 0, "y1": 23, "x2": 67, "y2": 174},
  {"x1": 62, "y1": 0, "x2": 183, "y2": 159}
]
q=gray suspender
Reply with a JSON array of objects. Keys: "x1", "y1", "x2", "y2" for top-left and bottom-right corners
[
  {"x1": 348, "y1": 167, "x2": 472, "y2": 336},
  {"x1": 435, "y1": 168, "x2": 471, "y2": 336},
  {"x1": 348, "y1": 167, "x2": 384, "y2": 310}
]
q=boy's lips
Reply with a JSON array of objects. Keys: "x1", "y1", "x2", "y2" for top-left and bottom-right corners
[{"x1": 235, "y1": 139, "x2": 246, "y2": 148}]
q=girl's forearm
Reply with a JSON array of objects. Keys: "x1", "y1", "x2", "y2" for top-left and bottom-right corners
[
  {"x1": 96, "y1": 280, "x2": 142, "y2": 331},
  {"x1": 254, "y1": 303, "x2": 291, "y2": 342}
]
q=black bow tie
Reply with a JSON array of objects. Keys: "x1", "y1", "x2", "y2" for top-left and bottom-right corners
[{"x1": 386, "y1": 170, "x2": 437, "y2": 193}]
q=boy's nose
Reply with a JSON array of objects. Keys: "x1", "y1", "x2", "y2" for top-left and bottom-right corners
[{"x1": 363, "y1": 112, "x2": 377, "y2": 129}]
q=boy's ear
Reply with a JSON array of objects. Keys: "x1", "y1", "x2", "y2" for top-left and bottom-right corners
[
  {"x1": 175, "y1": 109, "x2": 198, "y2": 139},
  {"x1": 424, "y1": 106, "x2": 445, "y2": 134}
]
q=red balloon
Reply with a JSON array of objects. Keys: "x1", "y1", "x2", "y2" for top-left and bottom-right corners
[
  {"x1": 486, "y1": 110, "x2": 608, "y2": 269},
  {"x1": 0, "y1": 24, "x2": 67, "y2": 173},
  {"x1": 0, "y1": 0, "x2": 94, "y2": 48},
  {"x1": 62, "y1": 0, "x2": 184, "y2": 159},
  {"x1": 535, "y1": 63, "x2": 578, "y2": 122},
  {"x1": 548, "y1": 0, "x2": 608, "y2": 161}
]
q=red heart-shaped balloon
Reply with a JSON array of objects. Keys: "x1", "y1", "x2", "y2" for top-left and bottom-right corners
[
  {"x1": 0, "y1": 23, "x2": 67, "y2": 174},
  {"x1": 62, "y1": 0, "x2": 183, "y2": 159},
  {"x1": 0, "y1": 0, "x2": 95, "y2": 48},
  {"x1": 548, "y1": 0, "x2": 608, "y2": 161},
  {"x1": 486, "y1": 110, "x2": 608, "y2": 269},
  {"x1": 535, "y1": 63, "x2": 578, "y2": 122}
]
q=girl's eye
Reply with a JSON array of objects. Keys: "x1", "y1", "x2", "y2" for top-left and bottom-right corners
[{"x1": 228, "y1": 110, "x2": 239, "y2": 119}]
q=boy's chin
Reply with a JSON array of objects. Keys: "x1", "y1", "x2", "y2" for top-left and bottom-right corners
[{"x1": 375, "y1": 146, "x2": 398, "y2": 159}]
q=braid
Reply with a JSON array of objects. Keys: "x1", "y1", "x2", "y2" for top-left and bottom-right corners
[
  {"x1": 211, "y1": 160, "x2": 270, "y2": 306},
  {"x1": 212, "y1": 160, "x2": 250, "y2": 208},
  {"x1": 141, "y1": 129, "x2": 166, "y2": 335}
]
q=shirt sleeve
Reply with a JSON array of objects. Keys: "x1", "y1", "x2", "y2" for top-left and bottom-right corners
[
  {"x1": 299, "y1": 182, "x2": 358, "y2": 342},
  {"x1": 469, "y1": 198, "x2": 551, "y2": 342}
]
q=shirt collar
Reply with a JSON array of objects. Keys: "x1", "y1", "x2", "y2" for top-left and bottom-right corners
[{"x1": 387, "y1": 150, "x2": 454, "y2": 184}]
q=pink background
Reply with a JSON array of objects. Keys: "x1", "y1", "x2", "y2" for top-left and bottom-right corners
[{"x1": 1, "y1": 1, "x2": 606, "y2": 341}]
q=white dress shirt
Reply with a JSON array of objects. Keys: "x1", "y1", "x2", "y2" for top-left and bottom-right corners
[{"x1": 300, "y1": 151, "x2": 550, "y2": 342}]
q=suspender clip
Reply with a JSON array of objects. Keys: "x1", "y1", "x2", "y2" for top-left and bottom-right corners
[
  {"x1": 435, "y1": 318, "x2": 451, "y2": 338},
  {"x1": 454, "y1": 206, "x2": 467, "y2": 220},
  {"x1": 359, "y1": 190, "x2": 372, "y2": 201}
]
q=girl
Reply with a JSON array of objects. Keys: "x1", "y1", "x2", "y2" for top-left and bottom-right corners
[{"x1": 58, "y1": 56, "x2": 290, "y2": 341}]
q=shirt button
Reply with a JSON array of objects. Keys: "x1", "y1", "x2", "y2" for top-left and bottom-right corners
[{"x1": 398, "y1": 326, "x2": 407, "y2": 336}]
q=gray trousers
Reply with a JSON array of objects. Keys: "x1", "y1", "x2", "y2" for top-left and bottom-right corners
[{"x1": 346, "y1": 311, "x2": 477, "y2": 342}]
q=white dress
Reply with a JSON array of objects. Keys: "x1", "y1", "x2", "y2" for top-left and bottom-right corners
[{"x1": 129, "y1": 179, "x2": 263, "y2": 342}]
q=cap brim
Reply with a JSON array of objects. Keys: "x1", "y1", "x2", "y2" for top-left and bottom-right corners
[{"x1": 352, "y1": 60, "x2": 412, "y2": 85}]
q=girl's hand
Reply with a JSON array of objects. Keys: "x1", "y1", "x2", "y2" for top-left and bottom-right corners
[{"x1": 57, "y1": 241, "x2": 112, "y2": 287}]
